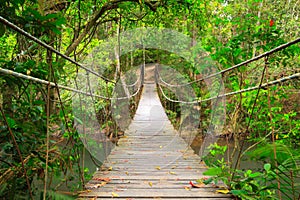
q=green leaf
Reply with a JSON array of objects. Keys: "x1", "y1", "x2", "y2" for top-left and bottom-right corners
[
  {"x1": 249, "y1": 172, "x2": 262, "y2": 178},
  {"x1": 0, "y1": 23, "x2": 5, "y2": 37},
  {"x1": 264, "y1": 163, "x2": 271, "y2": 171},
  {"x1": 231, "y1": 190, "x2": 247, "y2": 195},
  {"x1": 52, "y1": 27, "x2": 62, "y2": 35},
  {"x1": 203, "y1": 167, "x2": 222, "y2": 176},
  {"x1": 74, "y1": 116, "x2": 83, "y2": 125},
  {"x1": 6, "y1": 117, "x2": 16, "y2": 128},
  {"x1": 55, "y1": 17, "x2": 66, "y2": 26},
  {"x1": 33, "y1": 100, "x2": 45, "y2": 105}
]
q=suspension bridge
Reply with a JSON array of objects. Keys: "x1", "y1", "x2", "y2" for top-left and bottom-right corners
[{"x1": 0, "y1": 16, "x2": 300, "y2": 199}]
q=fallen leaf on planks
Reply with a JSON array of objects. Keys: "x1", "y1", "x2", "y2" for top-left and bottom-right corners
[
  {"x1": 155, "y1": 166, "x2": 161, "y2": 170},
  {"x1": 77, "y1": 190, "x2": 91, "y2": 194},
  {"x1": 189, "y1": 181, "x2": 205, "y2": 188},
  {"x1": 92, "y1": 177, "x2": 111, "y2": 182},
  {"x1": 148, "y1": 181, "x2": 153, "y2": 187},
  {"x1": 216, "y1": 189, "x2": 230, "y2": 194},
  {"x1": 169, "y1": 171, "x2": 176, "y2": 175},
  {"x1": 85, "y1": 182, "x2": 107, "y2": 189},
  {"x1": 111, "y1": 192, "x2": 119, "y2": 197},
  {"x1": 97, "y1": 182, "x2": 107, "y2": 187},
  {"x1": 184, "y1": 186, "x2": 191, "y2": 191}
]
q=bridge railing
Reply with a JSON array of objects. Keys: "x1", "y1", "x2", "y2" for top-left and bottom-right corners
[
  {"x1": 155, "y1": 37, "x2": 300, "y2": 104},
  {"x1": 0, "y1": 16, "x2": 144, "y2": 197},
  {"x1": 155, "y1": 37, "x2": 300, "y2": 199},
  {"x1": 0, "y1": 16, "x2": 145, "y2": 100}
]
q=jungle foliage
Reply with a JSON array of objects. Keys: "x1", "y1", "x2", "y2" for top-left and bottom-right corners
[{"x1": 0, "y1": 0, "x2": 299, "y2": 199}]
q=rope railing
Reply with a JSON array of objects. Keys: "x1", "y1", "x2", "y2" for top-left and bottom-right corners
[
  {"x1": 156, "y1": 37, "x2": 300, "y2": 88},
  {"x1": 157, "y1": 69, "x2": 300, "y2": 104},
  {"x1": 0, "y1": 66, "x2": 143, "y2": 100},
  {"x1": 123, "y1": 74, "x2": 141, "y2": 87},
  {"x1": 0, "y1": 16, "x2": 145, "y2": 101},
  {"x1": 0, "y1": 16, "x2": 114, "y2": 84},
  {"x1": 156, "y1": 36, "x2": 300, "y2": 104}
]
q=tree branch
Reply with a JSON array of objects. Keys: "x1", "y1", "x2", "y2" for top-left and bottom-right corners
[{"x1": 64, "y1": 0, "x2": 160, "y2": 57}]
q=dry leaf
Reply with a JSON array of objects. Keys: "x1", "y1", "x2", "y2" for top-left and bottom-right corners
[
  {"x1": 92, "y1": 177, "x2": 111, "y2": 182},
  {"x1": 98, "y1": 182, "x2": 107, "y2": 187},
  {"x1": 171, "y1": 165, "x2": 177, "y2": 169},
  {"x1": 216, "y1": 189, "x2": 230, "y2": 194},
  {"x1": 169, "y1": 171, "x2": 176, "y2": 175},
  {"x1": 77, "y1": 190, "x2": 91, "y2": 194},
  {"x1": 125, "y1": 171, "x2": 129, "y2": 175},
  {"x1": 85, "y1": 182, "x2": 107, "y2": 189},
  {"x1": 155, "y1": 166, "x2": 161, "y2": 170},
  {"x1": 189, "y1": 181, "x2": 204, "y2": 188},
  {"x1": 184, "y1": 186, "x2": 191, "y2": 191},
  {"x1": 148, "y1": 181, "x2": 153, "y2": 187},
  {"x1": 112, "y1": 192, "x2": 119, "y2": 197},
  {"x1": 108, "y1": 167, "x2": 113, "y2": 171}
]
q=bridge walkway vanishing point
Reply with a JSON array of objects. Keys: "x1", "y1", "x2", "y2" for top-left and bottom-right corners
[{"x1": 79, "y1": 66, "x2": 234, "y2": 199}]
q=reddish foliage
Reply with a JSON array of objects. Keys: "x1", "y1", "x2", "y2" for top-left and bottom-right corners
[
  {"x1": 270, "y1": 19, "x2": 275, "y2": 27},
  {"x1": 189, "y1": 181, "x2": 205, "y2": 188}
]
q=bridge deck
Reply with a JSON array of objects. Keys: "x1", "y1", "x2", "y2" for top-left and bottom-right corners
[{"x1": 79, "y1": 82, "x2": 233, "y2": 199}]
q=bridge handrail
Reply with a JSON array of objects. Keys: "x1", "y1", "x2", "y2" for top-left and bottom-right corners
[
  {"x1": 156, "y1": 37, "x2": 300, "y2": 88},
  {"x1": 0, "y1": 16, "x2": 114, "y2": 84},
  {"x1": 0, "y1": 16, "x2": 145, "y2": 100},
  {"x1": 0, "y1": 66, "x2": 143, "y2": 100},
  {"x1": 157, "y1": 69, "x2": 300, "y2": 104}
]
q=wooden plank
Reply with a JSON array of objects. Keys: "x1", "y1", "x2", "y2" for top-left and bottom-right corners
[
  {"x1": 80, "y1": 189, "x2": 232, "y2": 198},
  {"x1": 89, "y1": 198, "x2": 233, "y2": 200}
]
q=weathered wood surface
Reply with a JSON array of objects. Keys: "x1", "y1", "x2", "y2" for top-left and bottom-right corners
[{"x1": 79, "y1": 68, "x2": 233, "y2": 199}]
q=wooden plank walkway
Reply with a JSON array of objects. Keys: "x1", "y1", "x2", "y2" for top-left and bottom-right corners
[{"x1": 79, "y1": 67, "x2": 233, "y2": 199}]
